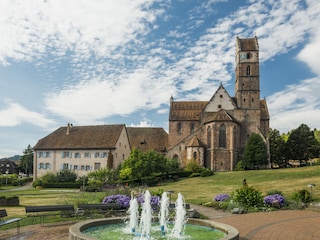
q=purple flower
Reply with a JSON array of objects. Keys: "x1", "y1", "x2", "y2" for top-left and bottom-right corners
[
  {"x1": 102, "y1": 194, "x2": 131, "y2": 208},
  {"x1": 263, "y1": 194, "x2": 285, "y2": 207},
  {"x1": 214, "y1": 194, "x2": 230, "y2": 202},
  {"x1": 136, "y1": 194, "x2": 160, "y2": 206}
]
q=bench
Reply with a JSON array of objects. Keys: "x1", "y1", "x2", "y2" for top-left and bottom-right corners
[
  {"x1": 76, "y1": 203, "x2": 126, "y2": 218},
  {"x1": 0, "y1": 209, "x2": 22, "y2": 233},
  {"x1": 25, "y1": 205, "x2": 75, "y2": 226}
]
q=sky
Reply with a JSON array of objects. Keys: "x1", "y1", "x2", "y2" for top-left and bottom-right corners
[{"x1": 0, "y1": 0, "x2": 320, "y2": 158}]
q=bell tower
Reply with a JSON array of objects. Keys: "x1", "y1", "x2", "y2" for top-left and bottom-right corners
[{"x1": 235, "y1": 36, "x2": 260, "y2": 109}]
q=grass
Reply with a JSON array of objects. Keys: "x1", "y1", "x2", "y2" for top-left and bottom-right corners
[{"x1": 1, "y1": 165, "x2": 320, "y2": 220}]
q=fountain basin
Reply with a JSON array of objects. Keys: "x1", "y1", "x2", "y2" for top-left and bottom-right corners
[{"x1": 69, "y1": 217, "x2": 239, "y2": 240}]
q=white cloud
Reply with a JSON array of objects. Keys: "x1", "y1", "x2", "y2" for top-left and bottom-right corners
[
  {"x1": 0, "y1": 101, "x2": 55, "y2": 127},
  {"x1": 0, "y1": 0, "x2": 158, "y2": 65},
  {"x1": 268, "y1": 77, "x2": 320, "y2": 132}
]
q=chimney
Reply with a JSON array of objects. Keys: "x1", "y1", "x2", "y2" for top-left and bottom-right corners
[{"x1": 66, "y1": 123, "x2": 70, "y2": 135}]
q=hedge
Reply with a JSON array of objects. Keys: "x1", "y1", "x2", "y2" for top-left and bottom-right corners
[{"x1": 42, "y1": 182, "x2": 82, "y2": 188}]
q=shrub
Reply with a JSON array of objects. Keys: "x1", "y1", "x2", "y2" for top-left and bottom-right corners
[
  {"x1": 56, "y1": 169, "x2": 77, "y2": 182},
  {"x1": 200, "y1": 168, "x2": 214, "y2": 177},
  {"x1": 292, "y1": 189, "x2": 311, "y2": 203},
  {"x1": 232, "y1": 186, "x2": 263, "y2": 210},
  {"x1": 189, "y1": 173, "x2": 201, "y2": 178},
  {"x1": 102, "y1": 194, "x2": 131, "y2": 208},
  {"x1": 214, "y1": 194, "x2": 230, "y2": 202},
  {"x1": 185, "y1": 159, "x2": 203, "y2": 173},
  {"x1": 264, "y1": 194, "x2": 286, "y2": 207},
  {"x1": 32, "y1": 178, "x2": 44, "y2": 188}
]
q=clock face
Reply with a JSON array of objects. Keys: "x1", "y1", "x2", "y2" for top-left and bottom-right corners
[{"x1": 240, "y1": 53, "x2": 246, "y2": 60}]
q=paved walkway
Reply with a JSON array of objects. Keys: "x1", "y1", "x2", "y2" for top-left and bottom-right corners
[
  {"x1": 192, "y1": 204, "x2": 320, "y2": 240},
  {"x1": 1, "y1": 205, "x2": 320, "y2": 239}
]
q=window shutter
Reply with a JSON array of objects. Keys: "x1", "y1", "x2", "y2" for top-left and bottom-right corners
[
  {"x1": 61, "y1": 164, "x2": 64, "y2": 169},
  {"x1": 38, "y1": 164, "x2": 40, "y2": 169},
  {"x1": 62, "y1": 152, "x2": 65, "y2": 158}
]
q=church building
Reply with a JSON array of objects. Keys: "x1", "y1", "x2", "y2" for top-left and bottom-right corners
[{"x1": 166, "y1": 37, "x2": 270, "y2": 171}]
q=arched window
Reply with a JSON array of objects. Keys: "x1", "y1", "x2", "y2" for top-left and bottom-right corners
[
  {"x1": 246, "y1": 65, "x2": 251, "y2": 75},
  {"x1": 193, "y1": 151, "x2": 197, "y2": 160},
  {"x1": 219, "y1": 124, "x2": 226, "y2": 148},
  {"x1": 207, "y1": 126, "x2": 212, "y2": 148},
  {"x1": 190, "y1": 123, "x2": 195, "y2": 133},
  {"x1": 177, "y1": 122, "x2": 182, "y2": 134}
]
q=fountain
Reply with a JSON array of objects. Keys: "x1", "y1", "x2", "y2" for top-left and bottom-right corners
[{"x1": 69, "y1": 190, "x2": 239, "y2": 240}]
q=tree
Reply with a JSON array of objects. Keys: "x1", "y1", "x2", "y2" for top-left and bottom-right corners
[
  {"x1": 285, "y1": 124, "x2": 319, "y2": 163},
  {"x1": 119, "y1": 148, "x2": 179, "y2": 181},
  {"x1": 243, "y1": 133, "x2": 269, "y2": 169},
  {"x1": 269, "y1": 129, "x2": 287, "y2": 167},
  {"x1": 20, "y1": 144, "x2": 34, "y2": 176}
]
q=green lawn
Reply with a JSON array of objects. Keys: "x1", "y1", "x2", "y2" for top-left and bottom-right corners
[{"x1": 1, "y1": 165, "x2": 320, "y2": 219}]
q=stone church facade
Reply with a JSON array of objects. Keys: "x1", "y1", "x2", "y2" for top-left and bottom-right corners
[{"x1": 166, "y1": 37, "x2": 270, "y2": 171}]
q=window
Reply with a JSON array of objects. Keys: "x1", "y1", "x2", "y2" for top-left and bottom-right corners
[
  {"x1": 246, "y1": 52, "x2": 251, "y2": 59},
  {"x1": 85, "y1": 165, "x2": 91, "y2": 171},
  {"x1": 246, "y1": 65, "x2": 251, "y2": 75},
  {"x1": 207, "y1": 126, "x2": 212, "y2": 149},
  {"x1": 62, "y1": 163, "x2": 69, "y2": 170},
  {"x1": 94, "y1": 152, "x2": 100, "y2": 158},
  {"x1": 100, "y1": 152, "x2": 108, "y2": 158},
  {"x1": 38, "y1": 152, "x2": 44, "y2": 158},
  {"x1": 45, "y1": 163, "x2": 50, "y2": 169},
  {"x1": 219, "y1": 124, "x2": 226, "y2": 148},
  {"x1": 39, "y1": 163, "x2": 44, "y2": 169},
  {"x1": 178, "y1": 123, "x2": 182, "y2": 134},
  {"x1": 190, "y1": 123, "x2": 195, "y2": 133},
  {"x1": 74, "y1": 153, "x2": 81, "y2": 158},
  {"x1": 84, "y1": 152, "x2": 91, "y2": 158},
  {"x1": 218, "y1": 104, "x2": 222, "y2": 108},
  {"x1": 94, "y1": 163, "x2": 101, "y2": 170},
  {"x1": 62, "y1": 152, "x2": 72, "y2": 158},
  {"x1": 73, "y1": 165, "x2": 78, "y2": 170},
  {"x1": 81, "y1": 165, "x2": 85, "y2": 170},
  {"x1": 193, "y1": 151, "x2": 197, "y2": 160},
  {"x1": 122, "y1": 154, "x2": 125, "y2": 160}
]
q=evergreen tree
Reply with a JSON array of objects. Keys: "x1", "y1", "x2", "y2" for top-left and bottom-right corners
[
  {"x1": 269, "y1": 129, "x2": 287, "y2": 168},
  {"x1": 20, "y1": 144, "x2": 34, "y2": 176},
  {"x1": 243, "y1": 133, "x2": 269, "y2": 169}
]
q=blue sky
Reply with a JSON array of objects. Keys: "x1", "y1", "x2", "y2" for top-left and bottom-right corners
[{"x1": 1, "y1": 0, "x2": 320, "y2": 158}]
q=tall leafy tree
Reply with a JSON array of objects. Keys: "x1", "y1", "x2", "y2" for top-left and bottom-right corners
[
  {"x1": 120, "y1": 148, "x2": 179, "y2": 180},
  {"x1": 20, "y1": 144, "x2": 34, "y2": 176},
  {"x1": 269, "y1": 129, "x2": 287, "y2": 167},
  {"x1": 285, "y1": 124, "x2": 319, "y2": 163},
  {"x1": 243, "y1": 133, "x2": 269, "y2": 169}
]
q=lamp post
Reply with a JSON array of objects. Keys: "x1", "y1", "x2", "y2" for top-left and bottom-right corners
[
  {"x1": 308, "y1": 183, "x2": 316, "y2": 202},
  {"x1": 5, "y1": 170, "x2": 8, "y2": 186}
]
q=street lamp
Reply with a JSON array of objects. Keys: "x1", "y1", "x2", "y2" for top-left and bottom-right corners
[
  {"x1": 5, "y1": 170, "x2": 8, "y2": 186},
  {"x1": 308, "y1": 183, "x2": 316, "y2": 202}
]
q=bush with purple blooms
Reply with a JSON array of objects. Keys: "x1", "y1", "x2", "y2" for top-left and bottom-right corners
[
  {"x1": 214, "y1": 193, "x2": 230, "y2": 202},
  {"x1": 102, "y1": 193, "x2": 160, "y2": 208},
  {"x1": 137, "y1": 194, "x2": 160, "y2": 206},
  {"x1": 102, "y1": 194, "x2": 131, "y2": 208},
  {"x1": 263, "y1": 194, "x2": 285, "y2": 207}
]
